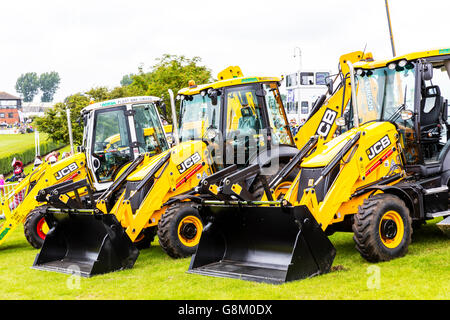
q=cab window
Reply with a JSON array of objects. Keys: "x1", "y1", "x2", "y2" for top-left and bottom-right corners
[
  {"x1": 224, "y1": 85, "x2": 265, "y2": 165},
  {"x1": 133, "y1": 103, "x2": 169, "y2": 155},
  {"x1": 263, "y1": 83, "x2": 294, "y2": 145},
  {"x1": 92, "y1": 107, "x2": 131, "y2": 182}
]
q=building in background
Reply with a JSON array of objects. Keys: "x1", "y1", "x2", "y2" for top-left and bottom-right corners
[
  {"x1": 21, "y1": 102, "x2": 54, "y2": 120},
  {"x1": 0, "y1": 92, "x2": 22, "y2": 125},
  {"x1": 283, "y1": 69, "x2": 331, "y2": 126}
]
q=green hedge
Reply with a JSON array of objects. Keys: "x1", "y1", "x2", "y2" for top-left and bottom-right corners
[{"x1": 0, "y1": 140, "x2": 66, "y2": 176}]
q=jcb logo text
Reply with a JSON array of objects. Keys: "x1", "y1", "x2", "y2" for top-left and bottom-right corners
[
  {"x1": 54, "y1": 162, "x2": 78, "y2": 180},
  {"x1": 316, "y1": 108, "x2": 338, "y2": 139},
  {"x1": 367, "y1": 135, "x2": 391, "y2": 160},
  {"x1": 177, "y1": 152, "x2": 201, "y2": 174}
]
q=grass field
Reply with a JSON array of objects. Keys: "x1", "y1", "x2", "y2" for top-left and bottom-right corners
[
  {"x1": 0, "y1": 218, "x2": 448, "y2": 300},
  {"x1": 0, "y1": 135, "x2": 447, "y2": 300},
  {"x1": 0, "y1": 132, "x2": 47, "y2": 158}
]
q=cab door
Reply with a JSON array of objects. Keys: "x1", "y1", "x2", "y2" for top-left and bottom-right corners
[
  {"x1": 87, "y1": 105, "x2": 133, "y2": 191},
  {"x1": 222, "y1": 84, "x2": 267, "y2": 166}
]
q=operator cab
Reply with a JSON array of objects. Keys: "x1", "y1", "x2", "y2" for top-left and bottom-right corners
[
  {"x1": 177, "y1": 73, "x2": 295, "y2": 172},
  {"x1": 81, "y1": 96, "x2": 169, "y2": 191},
  {"x1": 352, "y1": 51, "x2": 450, "y2": 178}
]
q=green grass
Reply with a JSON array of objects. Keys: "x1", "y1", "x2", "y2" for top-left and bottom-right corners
[
  {"x1": 0, "y1": 218, "x2": 448, "y2": 300},
  {"x1": 0, "y1": 133, "x2": 48, "y2": 158}
]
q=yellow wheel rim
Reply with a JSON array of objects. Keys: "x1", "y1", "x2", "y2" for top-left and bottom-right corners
[
  {"x1": 379, "y1": 210, "x2": 404, "y2": 248},
  {"x1": 273, "y1": 181, "x2": 292, "y2": 200},
  {"x1": 177, "y1": 216, "x2": 203, "y2": 247}
]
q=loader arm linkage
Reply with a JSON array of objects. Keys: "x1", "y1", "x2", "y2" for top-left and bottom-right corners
[{"x1": 0, "y1": 153, "x2": 88, "y2": 246}]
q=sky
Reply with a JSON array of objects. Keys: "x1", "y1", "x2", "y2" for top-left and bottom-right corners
[{"x1": 1, "y1": 0, "x2": 449, "y2": 103}]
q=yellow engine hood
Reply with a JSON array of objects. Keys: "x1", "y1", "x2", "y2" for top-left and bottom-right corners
[
  {"x1": 125, "y1": 140, "x2": 206, "y2": 181},
  {"x1": 301, "y1": 122, "x2": 397, "y2": 168}
]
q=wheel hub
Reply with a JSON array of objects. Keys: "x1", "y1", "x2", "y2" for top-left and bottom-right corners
[
  {"x1": 180, "y1": 222, "x2": 197, "y2": 240},
  {"x1": 379, "y1": 210, "x2": 404, "y2": 248},
  {"x1": 381, "y1": 219, "x2": 397, "y2": 239}
]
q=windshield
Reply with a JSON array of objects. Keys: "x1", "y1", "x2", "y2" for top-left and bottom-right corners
[
  {"x1": 178, "y1": 93, "x2": 220, "y2": 142},
  {"x1": 355, "y1": 62, "x2": 420, "y2": 166},
  {"x1": 355, "y1": 62, "x2": 416, "y2": 124}
]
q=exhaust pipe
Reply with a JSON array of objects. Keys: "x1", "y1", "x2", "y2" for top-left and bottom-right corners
[{"x1": 168, "y1": 89, "x2": 180, "y2": 145}]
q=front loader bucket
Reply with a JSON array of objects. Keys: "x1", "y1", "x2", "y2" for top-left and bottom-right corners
[
  {"x1": 188, "y1": 204, "x2": 336, "y2": 284},
  {"x1": 32, "y1": 210, "x2": 139, "y2": 277}
]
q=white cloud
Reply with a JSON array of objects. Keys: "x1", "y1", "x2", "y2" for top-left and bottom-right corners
[{"x1": 0, "y1": 0, "x2": 449, "y2": 102}]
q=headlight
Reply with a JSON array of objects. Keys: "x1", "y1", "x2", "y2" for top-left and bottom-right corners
[
  {"x1": 388, "y1": 62, "x2": 397, "y2": 70},
  {"x1": 398, "y1": 59, "x2": 407, "y2": 67}
]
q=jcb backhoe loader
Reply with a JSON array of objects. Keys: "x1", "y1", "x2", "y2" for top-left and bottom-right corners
[
  {"x1": 32, "y1": 51, "x2": 369, "y2": 277},
  {"x1": 0, "y1": 96, "x2": 169, "y2": 249},
  {"x1": 186, "y1": 48, "x2": 450, "y2": 284}
]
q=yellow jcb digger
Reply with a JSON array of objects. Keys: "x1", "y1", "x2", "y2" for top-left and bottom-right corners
[
  {"x1": 185, "y1": 48, "x2": 450, "y2": 284},
  {"x1": 32, "y1": 51, "x2": 370, "y2": 277},
  {"x1": 0, "y1": 96, "x2": 169, "y2": 249}
]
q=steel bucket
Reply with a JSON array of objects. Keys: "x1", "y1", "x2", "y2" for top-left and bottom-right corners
[
  {"x1": 188, "y1": 204, "x2": 336, "y2": 284},
  {"x1": 33, "y1": 209, "x2": 139, "y2": 277}
]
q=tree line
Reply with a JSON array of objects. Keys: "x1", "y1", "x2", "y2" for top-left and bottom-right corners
[{"x1": 16, "y1": 71, "x2": 61, "y2": 102}]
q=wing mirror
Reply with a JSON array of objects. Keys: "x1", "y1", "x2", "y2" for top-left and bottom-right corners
[
  {"x1": 205, "y1": 126, "x2": 220, "y2": 141},
  {"x1": 401, "y1": 110, "x2": 413, "y2": 121},
  {"x1": 207, "y1": 89, "x2": 221, "y2": 106},
  {"x1": 335, "y1": 116, "x2": 346, "y2": 127},
  {"x1": 422, "y1": 63, "x2": 433, "y2": 81},
  {"x1": 159, "y1": 102, "x2": 167, "y2": 119},
  {"x1": 326, "y1": 77, "x2": 333, "y2": 95}
]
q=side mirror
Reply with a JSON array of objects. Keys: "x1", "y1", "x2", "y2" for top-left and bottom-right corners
[
  {"x1": 326, "y1": 78, "x2": 333, "y2": 95},
  {"x1": 423, "y1": 63, "x2": 433, "y2": 81},
  {"x1": 160, "y1": 102, "x2": 167, "y2": 119},
  {"x1": 208, "y1": 89, "x2": 220, "y2": 106},
  {"x1": 205, "y1": 127, "x2": 219, "y2": 140},
  {"x1": 401, "y1": 110, "x2": 413, "y2": 121},
  {"x1": 335, "y1": 116, "x2": 346, "y2": 127}
]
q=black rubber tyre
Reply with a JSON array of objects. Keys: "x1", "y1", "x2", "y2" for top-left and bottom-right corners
[
  {"x1": 251, "y1": 159, "x2": 300, "y2": 200},
  {"x1": 24, "y1": 206, "x2": 48, "y2": 249},
  {"x1": 133, "y1": 227, "x2": 157, "y2": 250},
  {"x1": 352, "y1": 194, "x2": 412, "y2": 262},
  {"x1": 157, "y1": 202, "x2": 203, "y2": 259}
]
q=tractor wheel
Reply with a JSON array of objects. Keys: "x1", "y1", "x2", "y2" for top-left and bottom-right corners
[
  {"x1": 133, "y1": 227, "x2": 157, "y2": 250},
  {"x1": 352, "y1": 193, "x2": 412, "y2": 262},
  {"x1": 157, "y1": 202, "x2": 203, "y2": 259},
  {"x1": 251, "y1": 159, "x2": 300, "y2": 200},
  {"x1": 24, "y1": 206, "x2": 49, "y2": 249}
]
